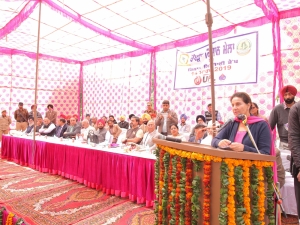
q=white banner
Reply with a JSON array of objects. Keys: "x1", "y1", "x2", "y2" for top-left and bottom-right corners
[{"x1": 174, "y1": 32, "x2": 258, "y2": 89}]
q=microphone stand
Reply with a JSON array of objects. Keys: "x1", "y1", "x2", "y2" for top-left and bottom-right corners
[{"x1": 240, "y1": 115, "x2": 287, "y2": 219}]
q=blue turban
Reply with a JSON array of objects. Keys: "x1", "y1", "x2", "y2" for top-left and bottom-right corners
[{"x1": 180, "y1": 114, "x2": 188, "y2": 120}]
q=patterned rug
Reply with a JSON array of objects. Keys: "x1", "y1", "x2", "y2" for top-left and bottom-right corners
[
  {"x1": 282, "y1": 214, "x2": 299, "y2": 225},
  {"x1": 74, "y1": 201, "x2": 155, "y2": 225},
  {"x1": 0, "y1": 173, "x2": 73, "y2": 202},
  {"x1": 0, "y1": 163, "x2": 37, "y2": 180},
  {"x1": 3, "y1": 184, "x2": 128, "y2": 225}
]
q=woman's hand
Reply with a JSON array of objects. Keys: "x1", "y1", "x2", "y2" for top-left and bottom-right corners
[
  {"x1": 218, "y1": 139, "x2": 232, "y2": 148},
  {"x1": 229, "y1": 142, "x2": 244, "y2": 152}
]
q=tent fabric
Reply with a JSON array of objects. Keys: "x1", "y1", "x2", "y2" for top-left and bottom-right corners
[{"x1": 82, "y1": 54, "x2": 151, "y2": 119}]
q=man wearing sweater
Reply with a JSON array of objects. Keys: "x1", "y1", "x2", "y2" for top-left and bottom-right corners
[{"x1": 269, "y1": 85, "x2": 297, "y2": 150}]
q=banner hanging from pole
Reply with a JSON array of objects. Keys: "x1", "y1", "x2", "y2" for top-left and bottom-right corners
[{"x1": 174, "y1": 32, "x2": 258, "y2": 89}]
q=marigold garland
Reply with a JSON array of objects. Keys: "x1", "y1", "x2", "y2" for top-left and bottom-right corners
[
  {"x1": 203, "y1": 161, "x2": 211, "y2": 225},
  {"x1": 0, "y1": 207, "x2": 5, "y2": 225},
  {"x1": 265, "y1": 167, "x2": 275, "y2": 225},
  {"x1": 191, "y1": 160, "x2": 201, "y2": 225},
  {"x1": 5, "y1": 212, "x2": 14, "y2": 225},
  {"x1": 257, "y1": 166, "x2": 266, "y2": 224},
  {"x1": 242, "y1": 161, "x2": 251, "y2": 225},
  {"x1": 155, "y1": 145, "x2": 275, "y2": 225},
  {"x1": 219, "y1": 162, "x2": 229, "y2": 225}
]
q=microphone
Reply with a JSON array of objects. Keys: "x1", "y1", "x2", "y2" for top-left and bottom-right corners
[
  {"x1": 157, "y1": 134, "x2": 182, "y2": 143},
  {"x1": 237, "y1": 114, "x2": 261, "y2": 154},
  {"x1": 218, "y1": 117, "x2": 234, "y2": 133}
]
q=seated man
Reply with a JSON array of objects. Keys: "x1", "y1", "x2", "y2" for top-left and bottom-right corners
[
  {"x1": 55, "y1": 118, "x2": 68, "y2": 138},
  {"x1": 140, "y1": 119, "x2": 159, "y2": 152},
  {"x1": 63, "y1": 117, "x2": 81, "y2": 138},
  {"x1": 188, "y1": 124, "x2": 207, "y2": 143},
  {"x1": 140, "y1": 113, "x2": 151, "y2": 134},
  {"x1": 107, "y1": 119, "x2": 122, "y2": 143},
  {"x1": 179, "y1": 114, "x2": 191, "y2": 133},
  {"x1": 201, "y1": 121, "x2": 220, "y2": 145},
  {"x1": 39, "y1": 117, "x2": 56, "y2": 136},
  {"x1": 118, "y1": 115, "x2": 129, "y2": 129},
  {"x1": 24, "y1": 117, "x2": 35, "y2": 134},
  {"x1": 80, "y1": 119, "x2": 95, "y2": 140},
  {"x1": 36, "y1": 115, "x2": 43, "y2": 132},
  {"x1": 94, "y1": 119, "x2": 111, "y2": 144},
  {"x1": 122, "y1": 116, "x2": 144, "y2": 144},
  {"x1": 28, "y1": 105, "x2": 42, "y2": 119}
]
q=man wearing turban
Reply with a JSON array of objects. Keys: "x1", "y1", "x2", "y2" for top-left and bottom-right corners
[
  {"x1": 178, "y1": 114, "x2": 191, "y2": 133},
  {"x1": 118, "y1": 115, "x2": 129, "y2": 129},
  {"x1": 269, "y1": 85, "x2": 298, "y2": 150},
  {"x1": 140, "y1": 113, "x2": 151, "y2": 134}
]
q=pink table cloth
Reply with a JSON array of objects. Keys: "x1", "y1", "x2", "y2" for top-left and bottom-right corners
[{"x1": 1, "y1": 136, "x2": 155, "y2": 207}]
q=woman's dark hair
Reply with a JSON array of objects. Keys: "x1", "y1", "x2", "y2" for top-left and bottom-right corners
[
  {"x1": 230, "y1": 92, "x2": 252, "y2": 105},
  {"x1": 170, "y1": 124, "x2": 179, "y2": 129}
]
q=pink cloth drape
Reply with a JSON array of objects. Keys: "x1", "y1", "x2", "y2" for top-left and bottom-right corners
[{"x1": 1, "y1": 136, "x2": 155, "y2": 207}]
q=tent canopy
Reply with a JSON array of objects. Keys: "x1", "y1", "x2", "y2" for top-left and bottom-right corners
[{"x1": 1, "y1": 0, "x2": 299, "y2": 62}]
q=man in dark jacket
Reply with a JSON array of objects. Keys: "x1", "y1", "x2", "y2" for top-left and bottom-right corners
[{"x1": 288, "y1": 101, "x2": 300, "y2": 221}]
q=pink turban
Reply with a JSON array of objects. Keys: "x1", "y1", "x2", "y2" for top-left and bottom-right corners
[{"x1": 97, "y1": 119, "x2": 105, "y2": 126}]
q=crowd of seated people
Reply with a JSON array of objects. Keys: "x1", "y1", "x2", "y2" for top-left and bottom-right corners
[{"x1": 10, "y1": 94, "x2": 276, "y2": 157}]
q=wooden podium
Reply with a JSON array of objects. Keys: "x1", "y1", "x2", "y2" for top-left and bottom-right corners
[{"x1": 153, "y1": 139, "x2": 276, "y2": 225}]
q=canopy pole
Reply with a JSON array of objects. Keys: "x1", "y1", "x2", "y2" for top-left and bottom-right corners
[
  {"x1": 205, "y1": 0, "x2": 216, "y2": 137},
  {"x1": 33, "y1": 1, "x2": 42, "y2": 159}
]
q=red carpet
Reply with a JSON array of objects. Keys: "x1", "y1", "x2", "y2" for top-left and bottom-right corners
[
  {"x1": 3, "y1": 184, "x2": 128, "y2": 225},
  {"x1": 0, "y1": 173, "x2": 73, "y2": 202},
  {"x1": 0, "y1": 159, "x2": 155, "y2": 224},
  {"x1": 74, "y1": 201, "x2": 155, "y2": 225}
]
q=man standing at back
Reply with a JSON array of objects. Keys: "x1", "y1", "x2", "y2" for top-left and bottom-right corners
[
  {"x1": 14, "y1": 102, "x2": 29, "y2": 131},
  {"x1": 269, "y1": 85, "x2": 297, "y2": 150},
  {"x1": 0, "y1": 110, "x2": 11, "y2": 141},
  {"x1": 45, "y1": 104, "x2": 57, "y2": 124},
  {"x1": 204, "y1": 103, "x2": 222, "y2": 123},
  {"x1": 155, "y1": 100, "x2": 178, "y2": 136}
]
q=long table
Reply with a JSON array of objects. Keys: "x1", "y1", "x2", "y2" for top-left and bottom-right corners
[{"x1": 1, "y1": 135, "x2": 156, "y2": 207}]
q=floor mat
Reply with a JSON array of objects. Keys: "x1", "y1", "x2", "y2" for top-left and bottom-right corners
[
  {"x1": 3, "y1": 184, "x2": 129, "y2": 225},
  {"x1": 0, "y1": 163, "x2": 37, "y2": 180},
  {"x1": 74, "y1": 201, "x2": 155, "y2": 225},
  {"x1": 0, "y1": 173, "x2": 73, "y2": 202}
]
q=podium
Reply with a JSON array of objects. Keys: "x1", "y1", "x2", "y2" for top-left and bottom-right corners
[{"x1": 153, "y1": 139, "x2": 276, "y2": 225}]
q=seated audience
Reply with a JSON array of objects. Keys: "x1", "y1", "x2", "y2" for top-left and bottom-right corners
[
  {"x1": 251, "y1": 102, "x2": 268, "y2": 122},
  {"x1": 109, "y1": 115, "x2": 117, "y2": 124},
  {"x1": 211, "y1": 92, "x2": 272, "y2": 155},
  {"x1": 80, "y1": 119, "x2": 95, "y2": 140},
  {"x1": 36, "y1": 115, "x2": 43, "y2": 132},
  {"x1": 94, "y1": 119, "x2": 111, "y2": 144},
  {"x1": 122, "y1": 116, "x2": 144, "y2": 144},
  {"x1": 140, "y1": 119, "x2": 159, "y2": 152},
  {"x1": 28, "y1": 105, "x2": 42, "y2": 119},
  {"x1": 140, "y1": 113, "x2": 151, "y2": 134},
  {"x1": 188, "y1": 124, "x2": 207, "y2": 143},
  {"x1": 128, "y1": 114, "x2": 135, "y2": 128},
  {"x1": 168, "y1": 124, "x2": 186, "y2": 141},
  {"x1": 179, "y1": 114, "x2": 191, "y2": 133},
  {"x1": 24, "y1": 117, "x2": 35, "y2": 134},
  {"x1": 196, "y1": 115, "x2": 206, "y2": 125},
  {"x1": 201, "y1": 120, "x2": 220, "y2": 145},
  {"x1": 91, "y1": 117, "x2": 97, "y2": 126},
  {"x1": 55, "y1": 118, "x2": 68, "y2": 138},
  {"x1": 118, "y1": 115, "x2": 129, "y2": 129},
  {"x1": 107, "y1": 119, "x2": 122, "y2": 143},
  {"x1": 39, "y1": 117, "x2": 56, "y2": 136},
  {"x1": 63, "y1": 117, "x2": 81, "y2": 138}
]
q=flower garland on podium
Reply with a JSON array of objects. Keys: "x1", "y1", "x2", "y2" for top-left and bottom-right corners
[{"x1": 155, "y1": 145, "x2": 275, "y2": 225}]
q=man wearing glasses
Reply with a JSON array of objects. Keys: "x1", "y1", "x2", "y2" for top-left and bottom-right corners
[{"x1": 63, "y1": 117, "x2": 81, "y2": 138}]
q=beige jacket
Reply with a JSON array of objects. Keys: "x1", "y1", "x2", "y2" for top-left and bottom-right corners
[
  {"x1": 155, "y1": 109, "x2": 178, "y2": 135},
  {"x1": 45, "y1": 110, "x2": 57, "y2": 124},
  {"x1": 108, "y1": 124, "x2": 122, "y2": 139},
  {"x1": 0, "y1": 116, "x2": 12, "y2": 131}
]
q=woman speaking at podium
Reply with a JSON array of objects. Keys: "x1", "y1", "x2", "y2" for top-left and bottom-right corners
[{"x1": 211, "y1": 92, "x2": 272, "y2": 155}]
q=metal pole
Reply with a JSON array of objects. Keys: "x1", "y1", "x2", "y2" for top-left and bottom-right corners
[
  {"x1": 205, "y1": 0, "x2": 216, "y2": 137},
  {"x1": 32, "y1": 1, "x2": 42, "y2": 159}
]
